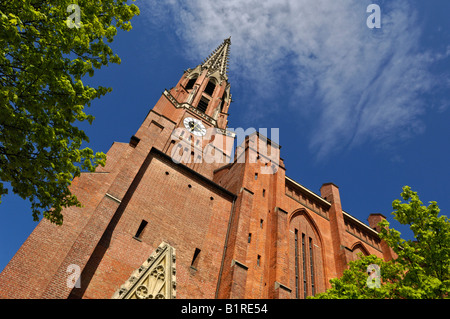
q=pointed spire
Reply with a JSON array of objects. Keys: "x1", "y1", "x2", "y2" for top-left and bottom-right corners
[{"x1": 201, "y1": 37, "x2": 231, "y2": 80}]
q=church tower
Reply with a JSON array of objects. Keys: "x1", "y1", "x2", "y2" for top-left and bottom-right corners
[
  {"x1": 0, "y1": 39, "x2": 395, "y2": 299},
  {"x1": 141, "y1": 37, "x2": 236, "y2": 179}
]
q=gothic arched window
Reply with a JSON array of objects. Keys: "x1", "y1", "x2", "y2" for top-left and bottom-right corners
[
  {"x1": 289, "y1": 210, "x2": 325, "y2": 299},
  {"x1": 350, "y1": 242, "x2": 370, "y2": 261},
  {"x1": 204, "y1": 79, "x2": 216, "y2": 96},
  {"x1": 185, "y1": 76, "x2": 197, "y2": 90}
]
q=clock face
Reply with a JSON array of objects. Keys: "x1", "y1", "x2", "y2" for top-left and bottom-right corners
[{"x1": 183, "y1": 117, "x2": 206, "y2": 136}]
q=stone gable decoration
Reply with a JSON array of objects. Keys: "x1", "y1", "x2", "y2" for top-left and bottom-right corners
[{"x1": 112, "y1": 242, "x2": 176, "y2": 299}]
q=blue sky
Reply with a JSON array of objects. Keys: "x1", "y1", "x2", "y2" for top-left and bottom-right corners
[{"x1": 1, "y1": 0, "x2": 449, "y2": 272}]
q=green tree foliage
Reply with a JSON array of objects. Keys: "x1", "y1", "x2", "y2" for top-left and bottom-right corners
[
  {"x1": 0, "y1": 1, "x2": 140, "y2": 225},
  {"x1": 313, "y1": 186, "x2": 450, "y2": 299},
  {"x1": 313, "y1": 254, "x2": 405, "y2": 299}
]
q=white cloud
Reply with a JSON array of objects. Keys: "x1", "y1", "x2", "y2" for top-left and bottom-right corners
[{"x1": 139, "y1": 0, "x2": 448, "y2": 159}]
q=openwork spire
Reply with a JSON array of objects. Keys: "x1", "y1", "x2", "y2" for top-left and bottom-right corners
[{"x1": 201, "y1": 37, "x2": 231, "y2": 80}]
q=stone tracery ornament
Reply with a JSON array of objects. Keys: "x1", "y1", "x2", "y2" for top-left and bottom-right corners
[
  {"x1": 135, "y1": 285, "x2": 148, "y2": 299},
  {"x1": 112, "y1": 242, "x2": 176, "y2": 299}
]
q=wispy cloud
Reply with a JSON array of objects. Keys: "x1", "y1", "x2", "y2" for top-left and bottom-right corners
[{"x1": 139, "y1": 0, "x2": 449, "y2": 159}]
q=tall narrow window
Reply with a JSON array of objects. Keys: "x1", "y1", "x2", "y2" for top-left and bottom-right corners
[
  {"x1": 309, "y1": 238, "x2": 315, "y2": 296},
  {"x1": 134, "y1": 220, "x2": 148, "y2": 240},
  {"x1": 191, "y1": 248, "x2": 201, "y2": 269},
  {"x1": 257, "y1": 255, "x2": 261, "y2": 266},
  {"x1": 255, "y1": 173, "x2": 258, "y2": 180},
  {"x1": 302, "y1": 233, "x2": 307, "y2": 298},
  {"x1": 290, "y1": 214, "x2": 324, "y2": 298},
  {"x1": 197, "y1": 96, "x2": 209, "y2": 113},
  {"x1": 221, "y1": 91, "x2": 227, "y2": 112},
  {"x1": 248, "y1": 233, "x2": 252, "y2": 243},
  {"x1": 262, "y1": 189, "x2": 265, "y2": 197},
  {"x1": 294, "y1": 229, "x2": 299, "y2": 299},
  {"x1": 204, "y1": 80, "x2": 216, "y2": 96},
  {"x1": 260, "y1": 219, "x2": 264, "y2": 228}
]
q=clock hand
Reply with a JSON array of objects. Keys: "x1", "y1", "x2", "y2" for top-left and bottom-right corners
[{"x1": 187, "y1": 120, "x2": 203, "y2": 134}]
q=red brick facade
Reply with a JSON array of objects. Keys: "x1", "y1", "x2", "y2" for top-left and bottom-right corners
[{"x1": 0, "y1": 39, "x2": 395, "y2": 299}]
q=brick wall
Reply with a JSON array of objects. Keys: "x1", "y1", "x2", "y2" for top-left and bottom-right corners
[{"x1": 72, "y1": 151, "x2": 235, "y2": 299}]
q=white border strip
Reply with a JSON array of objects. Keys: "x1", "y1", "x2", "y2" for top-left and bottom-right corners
[{"x1": 105, "y1": 193, "x2": 122, "y2": 203}]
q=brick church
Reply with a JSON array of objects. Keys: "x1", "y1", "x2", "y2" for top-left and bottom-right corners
[{"x1": 0, "y1": 38, "x2": 394, "y2": 299}]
